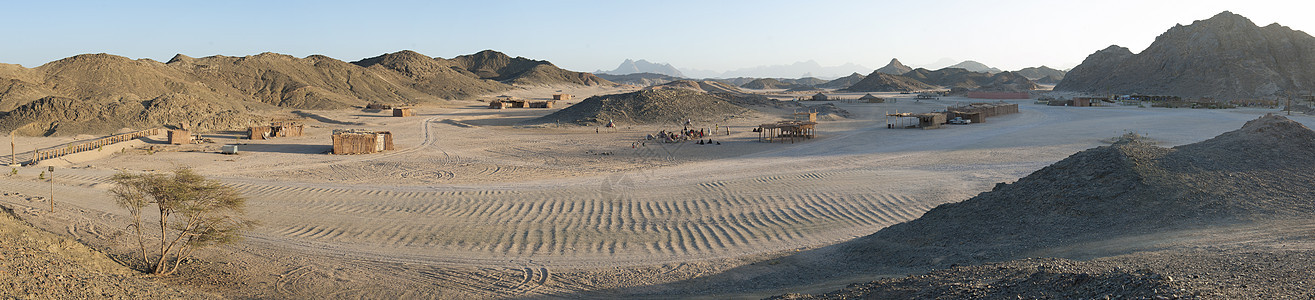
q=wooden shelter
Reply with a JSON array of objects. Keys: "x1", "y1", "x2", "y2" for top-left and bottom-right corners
[
  {"x1": 1049, "y1": 98, "x2": 1096, "y2": 107},
  {"x1": 917, "y1": 113, "x2": 946, "y2": 129},
  {"x1": 528, "y1": 101, "x2": 553, "y2": 108},
  {"x1": 249, "y1": 126, "x2": 271, "y2": 140},
  {"x1": 392, "y1": 107, "x2": 414, "y2": 117},
  {"x1": 553, "y1": 93, "x2": 573, "y2": 101},
  {"x1": 946, "y1": 102, "x2": 1019, "y2": 123},
  {"x1": 168, "y1": 129, "x2": 192, "y2": 145},
  {"x1": 811, "y1": 92, "x2": 829, "y2": 101},
  {"x1": 794, "y1": 112, "x2": 818, "y2": 122},
  {"x1": 859, "y1": 93, "x2": 884, "y2": 103},
  {"x1": 886, "y1": 112, "x2": 945, "y2": 129},
  {"x1": 249, "y1": 122, "x2": 304, "y2": 140},
  {"x1": 489, "y1": 100, "x2": 508, "y2": 109},
  {"x1": 965, "y1": 91, "x2": 1030, "y2": 99},
  {"x1": 332, "y1": 129, "x2": 394, "y2": 155},
  {"x1": 758, "y1": 121, "x2": 817, "y2": 143}
]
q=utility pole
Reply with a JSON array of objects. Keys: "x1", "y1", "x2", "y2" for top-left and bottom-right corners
[
  {"x1": 9, "y1": 131, "x2": 14, "y2": 166},
  {"x1": 1287, "y1": 91, "x2": 1294, "y2": 116},
  {"x1": 48, "y1": 166, "x2": 54, "y2": 213}
]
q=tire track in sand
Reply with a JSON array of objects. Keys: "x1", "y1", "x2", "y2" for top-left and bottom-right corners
[{"x1": 239, "y1": 168, "x2": 954, "y2": 266}]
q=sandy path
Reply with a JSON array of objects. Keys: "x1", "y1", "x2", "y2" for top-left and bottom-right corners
[{"x1": 0, "y1": 96, "x2": 1306, "y2": 298}]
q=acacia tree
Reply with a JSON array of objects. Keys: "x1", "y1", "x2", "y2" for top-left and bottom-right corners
[{"x1": 109, "y1": 168, "x2": 255, "y2": 276}]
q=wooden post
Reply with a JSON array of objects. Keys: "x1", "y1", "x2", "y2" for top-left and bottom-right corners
[{"x1": 48, "y1": 166, "x2": 54, "y2": 213}]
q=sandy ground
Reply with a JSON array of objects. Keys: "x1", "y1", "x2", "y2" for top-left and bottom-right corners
[{"x1": 0, "y1": 87, "x2": 1308, "y2": 298}]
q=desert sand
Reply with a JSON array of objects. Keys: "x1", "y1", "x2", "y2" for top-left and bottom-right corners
[{"x1": 0, "y1": 87, "x2": 1305, "y2": 298}]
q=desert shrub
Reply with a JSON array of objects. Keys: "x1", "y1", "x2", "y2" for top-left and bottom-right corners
[{"x1": 109, "y1": 168, "x2": 255, "y2": 276}]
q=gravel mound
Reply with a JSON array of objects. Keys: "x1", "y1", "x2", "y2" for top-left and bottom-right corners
[
  {"x1": 844, "y1": 114, "x2": 1315, "y2": 268},
  {"x1": 0, "y1": 205, "x2": 219, "y2": 298},
  {"x1": 769, "y1": 113, "x2": 1315, "y2": 299},
  {"x1": 530, "y1": 89, "x2": 749, "y2": 125},
  {"x1": 772, "y1": 258, "x2": 1179, "y2": 300}
]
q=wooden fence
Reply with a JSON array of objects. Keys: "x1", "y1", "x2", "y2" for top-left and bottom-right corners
[{"x1": 30, "y1": 128, "x2": 159, "y2": 163}]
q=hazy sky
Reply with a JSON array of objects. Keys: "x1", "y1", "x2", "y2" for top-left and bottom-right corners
[{"x1": 3, "y1": 0, "x2": 1312, "y2": 73}]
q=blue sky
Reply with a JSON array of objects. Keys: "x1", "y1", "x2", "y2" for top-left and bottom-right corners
[{"x1": 3, "y1": 0, "x2": 1312, "y2": 73}]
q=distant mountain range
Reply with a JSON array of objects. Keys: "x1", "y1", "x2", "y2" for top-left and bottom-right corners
[
  {"x1": 1057, "y1": 11, "x2": 1315, "y2": 99},
  {"x1": 613, "y1": 59, "x2": 869, "y2": 80},
  {"x1": 597, "y1": 59, "x2": 685, "y2": 77},
  {"x1": 0, "y1": 50, "x2": 610, "y2": 136}
]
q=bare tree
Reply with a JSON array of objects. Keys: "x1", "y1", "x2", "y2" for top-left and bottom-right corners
[{"x1": 109, "y1": 168, "x2": 255, "y2": 276}]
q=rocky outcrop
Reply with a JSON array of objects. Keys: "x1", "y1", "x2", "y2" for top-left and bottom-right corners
[
  {"x1": 875, "y1": 58, "x2": 913, "y2": 75},
  {"x1": 840, "y1": 71, "x2": 934, "y2": 92},
  {"x1": 1056, "y1": 11, "x2": 1315, "y2": 99},
  {"x1": 1013, "y1": 66, "x2": 1066, "y2": 81},
  {"x1": 943, "y1": 60, "x2": 1002, "y2": 73},
  {"x1": 531, "y1": 89, "x2": 748, "y2": 125},
  {"x1": 740, "y1": 78, "x2": 801, "y2": 90}
]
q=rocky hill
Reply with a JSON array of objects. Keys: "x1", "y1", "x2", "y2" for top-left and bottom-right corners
[
  {"x1": 595, "y1": 72, "x2": 684, "y2": 87},
  {"x1": 530, "y1": 89, "x2": 748, "y2": 125},
  {"x1": 1012, "y1": 66, "x2": 1066, "y2": 81},
  {"x1": 740, "y1": 78, "x2": 801, "y2": 90},
  {"x1": 944, "y1": 60, "x2": 1001, "y2": 73},
  {"x1": 0, "y1": 50, "x2": 609, "y2": 136},
  {"x1": 1056, "y1": 11, "x2": 1315, "y2": 99},
  {"x1": 600, "y1": 59, "x2": 685, "y2": 77},
  {"x1": 817, "y1": 73, "x2": 866, "y2": 89},
  {"x1": 448, "y1": 50, "x2": 611, "y2": 86},
  {"x1": 771, "y1": 114, "x2": 1315, "y2": 298},
  {"x1": 875, "y1": 58, "x2": 913, "y2": 75},
  {"x1": 840, "y1": 71, "x2": 934, "y2": 92},
  {"x1": 844, "y1": 114, "x2": 1315, "y2": 269},
  {"x1": 903, "y1": 68, "x2": 1038, "y2": 91},
  {"x1": 645, "y1": 80, "x2": 746, "y2": 95},
  {"x1": 1035, "y1": 74, "x2": 1064, "y2": 85}
]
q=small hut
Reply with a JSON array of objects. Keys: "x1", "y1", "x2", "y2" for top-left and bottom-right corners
[
  {"x1": 859, "y1": 93, "x2": 884, "y2": 103},
  {"x1": 271, "y1": 122, "x2": 304, "y2": 137},
  {"x1": 528, "y1": 101, "x2": 553, "y2": 108},
  {"x1": 365, "y1": 103, "x2": 393, "y2": 110},
  {"x1": 249, "y1": 126, "x2": 272, "y2": 140},
  {"x1": 794, "y1": 112, "x2": 818, "y2": 122},
  {"x1": 811, "y1": 92, "x2": 829, "y2": 101},
  {"x1": 489, "y1": 100, "x2": 508, "y2": 109},
  {"x1": 916, "y1": 113, "x2": 946, "y2": 129},
  {"x1": 168, "y1": 129, "x2": 192, "y2": 145},
  {"x1": 332, "y1": 129, "x2": 394, "y2": 155},
  {"x1": 392, "y1": 107, "x2": 414, "y2": 117},
  {"x1": 553, "y1": 94, "x2": 573, "y2": 101},
  {"x1": 250, "y1": 122, "x2": 304, "y2": 139}
]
